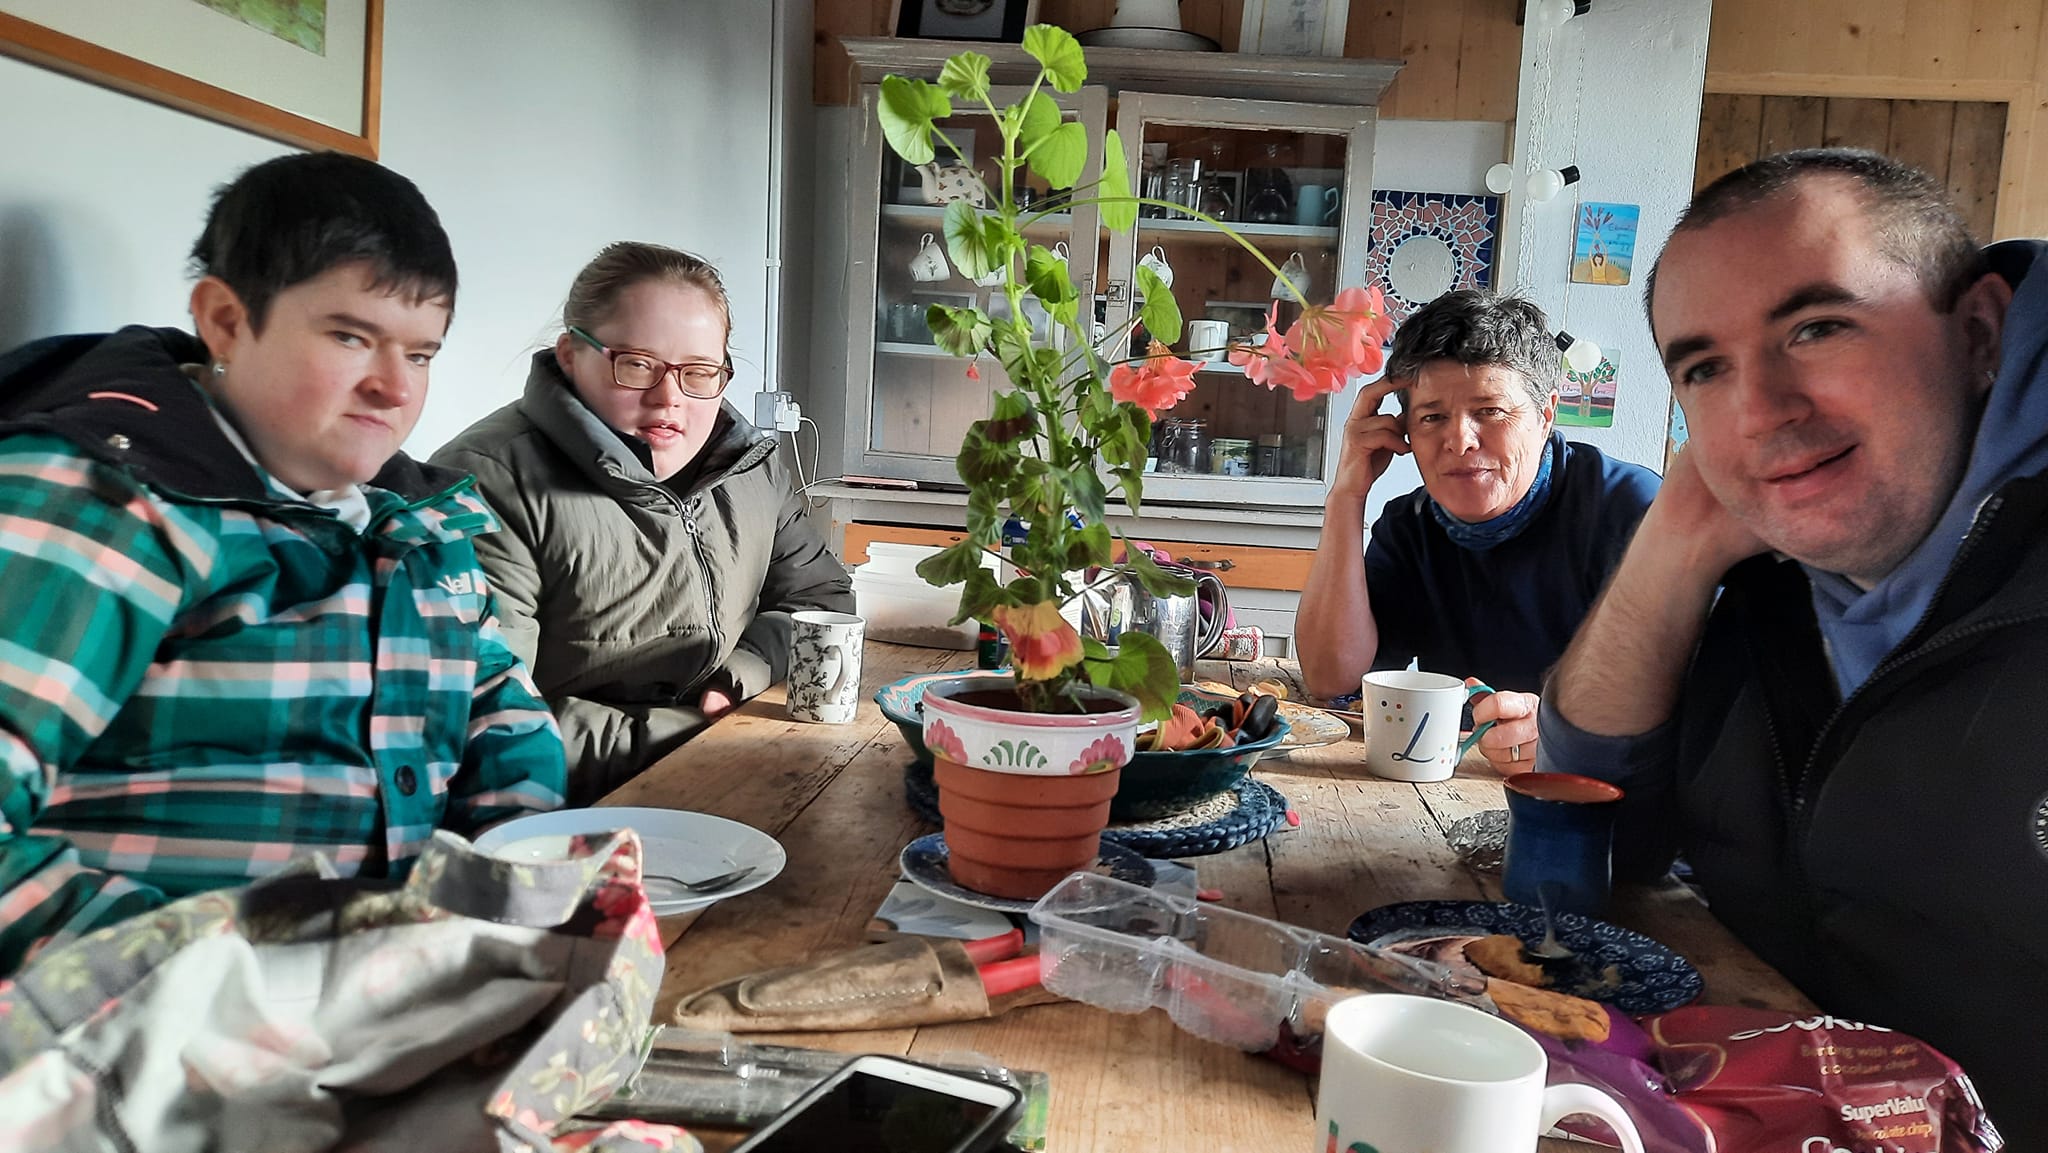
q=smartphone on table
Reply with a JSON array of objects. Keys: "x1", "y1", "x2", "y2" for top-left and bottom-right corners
[{"x1": 730, "y1": 1053, "x2": 1025, "y2": 1153}]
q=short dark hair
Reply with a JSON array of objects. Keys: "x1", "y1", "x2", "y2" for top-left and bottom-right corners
[
  {"x1": 1385, "y1": 289, "x2": 1556, "y2": 410},
  {"x1": 1645, "y1": 148, "x2": 1986, "y2": 332},
  {"x1": 188, "y1": 152, "x2": 458, "y2": 332}
]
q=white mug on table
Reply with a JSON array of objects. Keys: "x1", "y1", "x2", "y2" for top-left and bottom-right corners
[
  {"x1": 1314, "y1": 994, "x2": 1645, "y2": 1153},
  {"x1": 787, "y1": 611, "x2": 865, "y2": 724},
  {"x1": 1362, "y1": 669, "x2": 1494, "y2": 782}
]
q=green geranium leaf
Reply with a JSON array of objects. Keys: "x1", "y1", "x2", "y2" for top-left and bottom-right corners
[
  {"x1": 1081, "y1": 636, "x2": 1112, "y2": 662},
  {"x1": 965, "y1": 489, "x2": 1005, "y2": 546},
  {"x1": 1024, "y1": 245, "x2": 1079, "y2": 311},
  {"x1": 915, "y1": 539, "x2": 990, "y2": 589},
  {"x1": 1016, "y1": 91, "x2": 1061, "y2": 150},
  {"x1": 937, "y1": 52, "x2": 991, "y2": 102},
  {"x1": 1112, "y1": 461, "x2": 1147, "y2": 513},
  {"x1": 1064, "y1": 520, "x2": 1114, "y2": 570},
  {"x1": 1027, "y1": 121, "x2": 1087, "y2": 191},
  {"x1": 1099, "y1": 129, "x2": 1136, "y2": 231},
  {"x1": 1022, "y1": 25, "x2": 1085, "y2": 92},
  {"x1": 948, "y1": 564, "x2": 1013, "y2": 625},
  {"x1": 878, "y1": 75, "x2": 951, "y2": 166},
  {"x1": 1123, "y1": 540, "x2": 1198, "y2": 598},
  {"x1": 956, "y1": 422, "x2": 1020, "y2": 486},
  {"x1": 1082, "y1": 630, "x2": 1178, "y2": 723},
  {"x1": 1134, "y1": 264, "x2": 1182, "y2": 345},
  {"x1": 926, "y1": 304, "x2": 990, "y2": 357},
  {"x1": 1054, "y1": 464, "x2": 1108, "y2": 524},
  {"x1": 943, "y1": 200, "x2": 1001, "y2": 281},
  {"x1": 984, "y1": 389, "x2": 1037, "y2": 443}
]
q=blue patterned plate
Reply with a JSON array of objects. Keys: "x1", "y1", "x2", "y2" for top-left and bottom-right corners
[
  {"x1": 1347, "y1": 899, "x2": 1704, "y2": 1015},
  {"x1": 899, "y1": 832, "x2": 1155, "y2": 915}
]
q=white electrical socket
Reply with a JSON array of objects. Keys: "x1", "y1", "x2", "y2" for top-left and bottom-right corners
[{"x1": 753, "y1": 390, "x2": 802, "y2": 433}]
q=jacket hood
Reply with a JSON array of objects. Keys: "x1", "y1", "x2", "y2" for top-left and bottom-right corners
[
  {"x1": 519, "y1": 349, "x2": 775, "y2": 512},
  {"x1": 1807, "y1": 239, "x2": 2048, "y2": 694},
  {"x1": 0, "y1": 326, "x2": 462, "y2": 505}
]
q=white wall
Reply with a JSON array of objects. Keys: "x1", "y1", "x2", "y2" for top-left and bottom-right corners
[
  {"x1": 1495, "y1": 0, "x2": 1713, "y2": 472},
  {"x1": 0, "y1": 0, "x2": 806, "y2": 457}
]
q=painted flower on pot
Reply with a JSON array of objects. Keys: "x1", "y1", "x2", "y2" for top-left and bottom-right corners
[
  {"x1": 1067, "y1": 733, "x2": 1128, "y2": 776},
  {"x1": 925, "y1": 717, "x2": 969, "y2": 764},
  {"x1": 880, "y1": 27, "x2": 1374, "y2": 722}
]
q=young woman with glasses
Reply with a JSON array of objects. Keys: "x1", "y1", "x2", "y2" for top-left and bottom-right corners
[{"x1": 434, "y1": 242, "x2": 851, "y2": 801}]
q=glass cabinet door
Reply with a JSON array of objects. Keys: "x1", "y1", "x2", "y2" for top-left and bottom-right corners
[
  {"x1": 1106, "y1": 93, "x2": 1378, "y2": 506},
  {"x1": 859, "y1": 86, "x2": 1108, "y2": 482}
]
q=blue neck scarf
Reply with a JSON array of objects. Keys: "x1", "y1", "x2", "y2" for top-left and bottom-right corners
[{"x1": 1430, "y1": 430, "x2": 1561, "y2": 551}]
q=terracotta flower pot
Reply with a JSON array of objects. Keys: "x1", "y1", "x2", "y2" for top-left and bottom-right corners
[{"x1": 922, "y1": 678, "x2": 1141, "y2": 900}]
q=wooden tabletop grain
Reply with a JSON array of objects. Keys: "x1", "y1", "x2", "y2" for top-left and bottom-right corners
[{"x1": 600, "y1": 643, "x2": 1813, "y2": 1152}]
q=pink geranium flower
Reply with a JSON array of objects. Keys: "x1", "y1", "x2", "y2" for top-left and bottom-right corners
[
  {"x1": 992, "y1": 600, "x2": 1085, "y2": 680},
  {"x1": 1228, "y1": 287, "x2": 1396, "y2": 400},
  {"x1": 1108, "y1": 340, "x2": 1199, "y2": 417}
]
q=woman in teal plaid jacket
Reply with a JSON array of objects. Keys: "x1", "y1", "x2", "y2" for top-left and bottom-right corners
[{"x1": 0, "y1": 153, "x2": 567, "y2": 976}]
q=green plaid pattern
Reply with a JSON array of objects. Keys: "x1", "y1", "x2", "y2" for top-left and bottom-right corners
[{"x1": 0, "y1": 434, "x2": 566, "y2": 974}]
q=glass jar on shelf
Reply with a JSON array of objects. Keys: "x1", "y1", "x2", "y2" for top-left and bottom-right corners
[
  {"x1": 1210, "y1": 437, "x2": 1253, "y2": 477},
  {"x1": 1156, "y1": 417, "x2": 1210, "y2": 475},
  {"x1": 1244, "y1": 142, "x2": 1293, "y2": 224}
]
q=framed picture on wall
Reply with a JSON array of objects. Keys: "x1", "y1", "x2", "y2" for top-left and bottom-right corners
[
  {"x1": 1239, "y1": 0, "x2": 1350, "y2": 56},
  {"x1": 0, "y1": 0, "x2": 382, "y2": 158},
  {"x1": 891, "y1": 0, "x2": 1040, "y2": 43}
]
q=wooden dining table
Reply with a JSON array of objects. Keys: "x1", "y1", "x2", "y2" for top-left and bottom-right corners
[{"x1": 597, "y1": 641, "x2": 1813, "y2": 1151}]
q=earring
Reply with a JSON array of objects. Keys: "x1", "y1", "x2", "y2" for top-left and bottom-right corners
[{"x1": 211, "y1": 361, "x2": 228, "y2": 380}]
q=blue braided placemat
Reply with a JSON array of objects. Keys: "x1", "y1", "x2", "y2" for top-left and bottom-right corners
[{"x1": 902, "y1": 764, "x2": 1289, "y2": 859}]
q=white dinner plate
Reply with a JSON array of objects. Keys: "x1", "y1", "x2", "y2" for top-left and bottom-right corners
[{"x1": 473, "y1": 807, "x2": 786, "y2": 916}]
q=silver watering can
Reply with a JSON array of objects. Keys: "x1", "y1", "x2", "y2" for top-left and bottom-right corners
[{"x1": 1074, "y1": 560, "x2": 1229, "y2": 684}]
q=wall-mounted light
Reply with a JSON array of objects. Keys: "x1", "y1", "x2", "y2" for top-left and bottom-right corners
[
  {"x1": 1485, "y1": 163, "x2": 1517, "y2": 196},
  {"x1": 1527, "y1": 164, "x2": 1581, "y2": 203},
  {"x1": 1556, "y1": 330, "x2": 1602, "y2": 374},
  {"x1": 1528, "y1": 0, "x2": 1592, "y2": 30}
]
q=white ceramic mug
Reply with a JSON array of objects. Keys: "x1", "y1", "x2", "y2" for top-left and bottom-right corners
[
  {"x1": 787, "y1": 611, "x2": 865, "y2": 724},
  {"x1": 1363, "y1": 670, "x2": 1494, "y2": 782},
  {"x1": 1187, "y1": 318, "x2": 1231, "y2": 362},
  {"x1": 1315, "y1": 995, "x2": 1645, "y2": 1153},
  {"x1": 909, "y1": 233, "x2": 949, "y2": 282}
]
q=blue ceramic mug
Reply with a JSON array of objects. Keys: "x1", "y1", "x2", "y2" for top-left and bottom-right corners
[{"x1": 1501, "y1": 771, "x2": 1625, "y2": 916}]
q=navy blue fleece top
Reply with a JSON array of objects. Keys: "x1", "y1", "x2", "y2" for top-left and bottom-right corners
[{"x1": 1365, "y1": 432, "x2": 1660, "y2": 693}]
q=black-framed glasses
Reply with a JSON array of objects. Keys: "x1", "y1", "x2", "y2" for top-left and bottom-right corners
[{"x1": 568, "y1": 325, "x2": 732, "y2": 398}]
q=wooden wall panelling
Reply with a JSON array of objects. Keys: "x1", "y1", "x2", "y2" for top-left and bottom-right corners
[
  {"x1": 1885, "y1": 99, "x2": 1957, "y2": 184},
  {"x1": 1452, "y1": 0, "x2": 1520, "y2": 122},
  {"x1": 1820, "y1": 96, "x2": 1892, "y2": 151},
  {"x1": 1694, "y1": 93, "x2": 1762, "y2": 191},
  {"x1": 817, "y1": 1, "x2": 1519, "y2": 124},
  {"x1": 1949, "y1": 100, "x2": 2008, "y2": 241},
  {"x1": 1390, "y1": 0, "x2": 1467, "y2": 119},
  {"x1": 1757, "y1": 94, "x2": 1825, "y2": 154}
]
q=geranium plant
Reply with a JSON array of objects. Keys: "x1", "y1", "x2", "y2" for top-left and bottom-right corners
[{"x1": 880, "y1": 26, "x2": 1393, "y2": 720}]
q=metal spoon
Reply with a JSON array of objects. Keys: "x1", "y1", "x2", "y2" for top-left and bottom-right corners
[
  {"x1": 1525, "y1": 881, "x2": 1577, "y2": 963},
  {"x1": 645, "y1": 865, "x2": 757, "y2": 894}
]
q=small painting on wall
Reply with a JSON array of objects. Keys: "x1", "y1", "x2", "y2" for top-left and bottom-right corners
[
  {"x1": 1570, "y1": 202, "x2": 1640, "y2": 286},
  {"x1": 1238, "y1": 0, "x2": 1349, "y2": 56},
  {"x1": 190, "y1": 0, "x2": 326, "y2": 54},
  {"x1": 1558, "y1": 349, "x2": 1620, "y2": 428}
]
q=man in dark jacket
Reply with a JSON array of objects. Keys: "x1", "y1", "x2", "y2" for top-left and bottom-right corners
[{"x1": 1541, "y1": 148, "x2": 2048, "y2": 1145}]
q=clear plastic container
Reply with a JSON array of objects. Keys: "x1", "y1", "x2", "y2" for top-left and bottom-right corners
[
  {"x1": 1027, "y1": 873, "x2": 1487, "y2": 1051},
  {"x1": 853, "y1": 567, "x2": 976, "y2": 650}
]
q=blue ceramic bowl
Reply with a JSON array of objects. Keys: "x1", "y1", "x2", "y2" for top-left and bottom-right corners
[{"x1": 877, "y1": 671, "x2": 1289, "y2": 822}]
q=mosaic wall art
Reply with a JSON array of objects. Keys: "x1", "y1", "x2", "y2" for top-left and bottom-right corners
[{"x1": 1365, "y1": 190, "x2": 1502, "y2": 327}]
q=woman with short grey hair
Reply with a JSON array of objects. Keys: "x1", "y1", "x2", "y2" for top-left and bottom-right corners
[{"x1": 1295, "y1": 289, "x2": 1660, "y2": 772}]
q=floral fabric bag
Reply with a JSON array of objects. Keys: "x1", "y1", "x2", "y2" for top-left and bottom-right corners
[{"x1": 0, "y1": 829, "x2": 693, "y2": 1153}]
